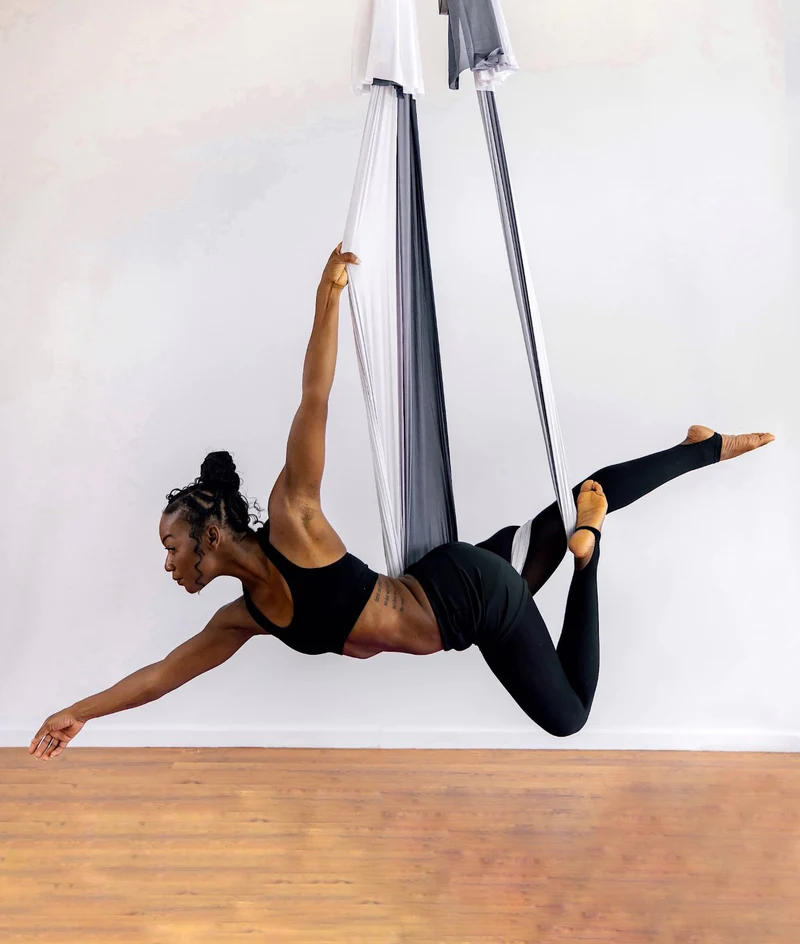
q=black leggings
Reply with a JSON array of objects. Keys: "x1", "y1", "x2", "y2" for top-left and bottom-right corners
[{"x1": 470, "y1": 433, "x2": 723, "y2": 737}]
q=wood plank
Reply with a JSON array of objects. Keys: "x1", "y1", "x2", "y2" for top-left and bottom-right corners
[{"x1": 1, "y1": 748, "x2": 798, "y2": 942}]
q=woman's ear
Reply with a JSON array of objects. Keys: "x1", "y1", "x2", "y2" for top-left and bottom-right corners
[{"x1": 206, "y1": 525, "x2": 221, "y2": 550}]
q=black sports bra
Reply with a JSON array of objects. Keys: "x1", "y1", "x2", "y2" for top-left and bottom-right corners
[{"x1": 241, "y1": 521, "x2": 380, "y2": 656}]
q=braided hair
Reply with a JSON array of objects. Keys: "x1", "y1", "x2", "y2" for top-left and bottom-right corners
[{"x1": 164, "y1": 451, "x2": 263, "y2": 588}]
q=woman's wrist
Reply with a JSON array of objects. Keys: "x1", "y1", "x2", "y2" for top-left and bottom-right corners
[
  {"x1": 316, "y1": 282, "x2": 344, "y2": 308},
  {"x1": 69, "y1": 700, "x2": 93, "y2": 723}
]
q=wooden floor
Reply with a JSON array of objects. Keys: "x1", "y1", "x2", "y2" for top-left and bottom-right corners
[{"x1": 1, "y1": 748, "x2": 798, "y2": 943}]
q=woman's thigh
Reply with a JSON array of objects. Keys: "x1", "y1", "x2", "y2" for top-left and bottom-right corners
[{"x1": 478, "y1": 595, "x2": 588, "y2": 737}]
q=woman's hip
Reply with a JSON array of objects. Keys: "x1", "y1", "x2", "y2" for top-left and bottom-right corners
[{"x1": 404, "y1": 542, "x2": 532, "y2": 651}]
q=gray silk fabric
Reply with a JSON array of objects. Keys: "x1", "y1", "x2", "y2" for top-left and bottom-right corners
[
  {"x1": 396, "y1": 89, "x2": 458, "y2": 568},
  {"x1": 441, "y1": 0, "x2": 506, "y2": 89},
  {"x1": 477, "y1": 90, "x2": 576, "y2": 537}
]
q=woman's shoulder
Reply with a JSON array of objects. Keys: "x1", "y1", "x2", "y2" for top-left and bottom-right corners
[
  {"x1": 214, "y1": 596, "x2": 270, "y2": 638},
  {"x1": 264, "y1": 504, "x2": 348, "y2": 568}
]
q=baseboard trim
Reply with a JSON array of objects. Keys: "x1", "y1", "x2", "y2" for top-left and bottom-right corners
[{"x1": 5, "y1": 726, "x2": 799, "y2": 751}]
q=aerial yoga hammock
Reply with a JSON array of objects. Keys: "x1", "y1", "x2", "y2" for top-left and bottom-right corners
[
  {"x1": 29, "y1": 0, "x2": 775, "y2": 763},
  {"x1": 339, "y1": 0, "x2": 773, "y2": 733},
  {"x1": 345, "y1": 0, "x2": 575, "y2": 579}
]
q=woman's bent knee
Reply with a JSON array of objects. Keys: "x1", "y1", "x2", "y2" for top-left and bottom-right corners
[{"x1": 543, "y1": 712, "x2": 589, "y2": 738}]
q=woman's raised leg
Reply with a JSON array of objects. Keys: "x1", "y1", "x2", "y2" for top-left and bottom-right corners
[{"x1": 476, "y1": 426, "x2": 774, "y2": 595}]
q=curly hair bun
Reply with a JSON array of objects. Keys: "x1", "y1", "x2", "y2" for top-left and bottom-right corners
[{"x1": 199, "y1": 451, "x2": 241, "y2": 493}]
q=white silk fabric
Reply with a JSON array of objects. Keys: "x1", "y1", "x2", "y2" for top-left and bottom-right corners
[
  {"x1": 352, "y1": 0, "x2": 424, "y2": 96},
  {"x1": 342, "y1": 84, "x2": 405, "y2": 577}
]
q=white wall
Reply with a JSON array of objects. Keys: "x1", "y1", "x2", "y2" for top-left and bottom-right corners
[{"x1": 2, "y1": 0, "x2": 797, "y2": 750}]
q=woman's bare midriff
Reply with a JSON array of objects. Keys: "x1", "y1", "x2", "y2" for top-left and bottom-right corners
[{"x1": 342, "y1": 574, "x2": 443, "y2": 659}]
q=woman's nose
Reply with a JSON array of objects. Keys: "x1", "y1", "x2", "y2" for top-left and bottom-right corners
[{"x1": 165, "y1": 556, "x2": 174, "y2": 573}]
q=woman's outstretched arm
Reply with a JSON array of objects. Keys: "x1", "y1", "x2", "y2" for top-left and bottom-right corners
[
  {"x1": 29, "y1": 605, "x2": 257, "y2": 761},
  {"x1": 273, "y1": 245, "x2": 358, "y2": 513}
]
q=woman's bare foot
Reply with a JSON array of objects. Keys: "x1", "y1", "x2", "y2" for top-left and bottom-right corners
[
  {"x1": 681, "y1": 425, "x2": 775, "y2": 460},
  {"x1": 569, "y1": 481, "x2": 608, "y2": 570}
]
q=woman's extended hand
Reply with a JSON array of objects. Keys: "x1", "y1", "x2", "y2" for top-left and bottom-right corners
[
  {"x1": 29, "y1": 710, "x2": 86, "y2": 761},
  {"x1": 319, "y1": 243, "x2": 360, "y2": 290}
]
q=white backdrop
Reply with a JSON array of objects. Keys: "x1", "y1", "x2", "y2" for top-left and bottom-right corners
[{"x1": 2, "y1": 0, "x2": 797, "y2": 750}]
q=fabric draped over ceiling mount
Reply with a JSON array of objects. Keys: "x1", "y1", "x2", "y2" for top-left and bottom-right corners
[{"x1": 343, "y1": 0, "x2": 575, "y2": 580}]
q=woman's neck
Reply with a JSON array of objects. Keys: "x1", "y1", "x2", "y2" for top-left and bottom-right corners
[{"x1": 220, "y1": 533, "x2": 272, "y2": 592}]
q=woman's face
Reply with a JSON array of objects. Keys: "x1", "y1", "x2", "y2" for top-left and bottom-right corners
[{"x1": 159, "y1": 513, "x2": 215, "y2": 594}]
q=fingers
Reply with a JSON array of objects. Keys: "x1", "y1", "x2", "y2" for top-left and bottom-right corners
[
  {"x1": 321, "y1": 245, "x2": 360, "y2": 290},
  {"x1": 31, "y1": 733, "x2": 51, "y2": 759},
  {"x1": 331, "y1": 244, "x2": 360, "y2": 265},
  {"x1": 41, "y1": 734, "x2": 63, "y2": 760},
  {"x1": 30, "y1": 735, "x2": 47, "y2": 759},
  {"x1": 30, "y1": 731, "x2": 64, "y2": 760},
  {"x1": 29, "y1": 729, "x2": 49, "y2": 754},
  {"x1": 45, "y1": 736, "x2": 64, "y2": 759}
]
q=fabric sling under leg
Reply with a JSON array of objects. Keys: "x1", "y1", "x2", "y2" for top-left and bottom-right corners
[{"x1": 477, "y1": 433, "x2": 722, "y2": 594}]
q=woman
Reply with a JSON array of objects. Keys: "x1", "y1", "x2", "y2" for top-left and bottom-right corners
[{"x1": 30, "y1": 246, "x2": 775, "y2": 760}]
